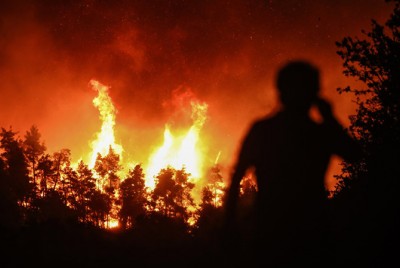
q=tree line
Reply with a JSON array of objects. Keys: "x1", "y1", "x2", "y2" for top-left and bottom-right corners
[
  {"x1": 0, "y1": 124, "x2": 259, "y2": 231},
  {"x1": 0, "y1": 124, "x2": 257, "y2": 266}
]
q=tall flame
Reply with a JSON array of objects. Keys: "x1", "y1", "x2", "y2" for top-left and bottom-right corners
[
  {"x1": 145, "y1": 101, "x2": 208, "y2": 188},
  {"x1": 88, "y1": 79, "x2": 123, "y2": 169},
  {"x1": 71, "y1": 81, "x2": 215, "y2": 228}
]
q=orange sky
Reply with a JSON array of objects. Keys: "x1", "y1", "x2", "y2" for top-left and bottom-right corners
[{"x1": 0, "y1": 0, "x2": 395, "y2": 190}]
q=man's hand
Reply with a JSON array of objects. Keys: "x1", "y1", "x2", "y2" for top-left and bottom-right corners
[{"x1": 314, "y1": 97, "x2": 335, "y2": 122}]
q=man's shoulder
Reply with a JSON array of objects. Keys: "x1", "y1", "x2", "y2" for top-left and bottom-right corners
[{"x1": 251, "y1": 112, "x2": 282, "y2": 129}]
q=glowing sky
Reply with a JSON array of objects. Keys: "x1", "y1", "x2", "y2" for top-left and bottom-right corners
[{"x1": 0, "y1": 0, "x2": 394, "y2": 189}]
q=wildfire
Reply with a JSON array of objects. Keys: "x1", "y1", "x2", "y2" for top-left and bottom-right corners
[
  {"x1": 80, "y1": 81, "x2": 217, "y2": 228},
  {"x1": 145, "y1": 100, "x2": 208, "y2": 188},
  {"x1": 88, "y1": 79, "x2": 123, "y2": 169},
  {"x1": 87, "y1": 80, "x2": 210, "y2": 193}
]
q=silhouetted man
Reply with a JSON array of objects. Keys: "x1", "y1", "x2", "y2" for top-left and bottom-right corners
[{"x1": 223, "y1": 60, "x2": 362, "y2": 267}]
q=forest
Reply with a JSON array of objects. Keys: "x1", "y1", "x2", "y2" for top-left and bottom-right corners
[{"x1": 1, "y1": 1, "x2": 400, "y2": 267}]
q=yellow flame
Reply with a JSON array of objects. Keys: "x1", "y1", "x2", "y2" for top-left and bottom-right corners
[
  {"x1": 83, "y1": 80, "x2": 125, "y2": 229},
  {"x1": 88, "y1": 79, "x2": 123, "y2": 168},
  {"x1": 145, "y1": 101, "x2": 208, "y2": 188}
]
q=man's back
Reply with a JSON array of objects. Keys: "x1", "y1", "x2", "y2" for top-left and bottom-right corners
[
  {"x1": 223, "y1": 60, "x2": 362, "y2": 267},
  {"x1": 239, "y1": 110, "x2": 352, "y2": 266},
  {"x1": 250, "y1": 112, "x2": 330, "y2": 201}
]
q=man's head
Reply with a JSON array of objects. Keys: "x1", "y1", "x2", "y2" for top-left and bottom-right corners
[{"x1": 276, "y1": 60, "x2": 320, "y2": 113}]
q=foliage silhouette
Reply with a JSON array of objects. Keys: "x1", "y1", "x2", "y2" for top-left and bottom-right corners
[
  {"x1": 332, "y1": 0, "x2": 400, "y2": 266},
  {"x1": 24, "y1": 125, "x2": 46, "y2": 185},
  {"x1": 118, "y1": 164, "x2": 148, "y2": 229},
  {"x1": 0, "y1": 127, "x2": 32, "y2": 201},
  {"x1": 150, "y1": 166, "x2": 196, "y2": 228}
]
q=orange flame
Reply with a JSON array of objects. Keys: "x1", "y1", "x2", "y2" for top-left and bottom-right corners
[
  {"x1": 145, "y1": 100, "x2": 208, "y2": 188},
  {"x1": 88, "y1": 79, "x2": 123, "y2": 169}
]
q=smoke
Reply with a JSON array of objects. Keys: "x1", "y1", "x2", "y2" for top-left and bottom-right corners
[{"x1": 0, "y1": 0, "x2": 394, "y2": 189}]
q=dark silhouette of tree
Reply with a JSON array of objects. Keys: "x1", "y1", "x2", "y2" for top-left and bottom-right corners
[
  {"x1": 31, "y1": 189, "x2": 76, "y2": 224},
  {"x1": 118, "y1": 164, "x2": 148, "y2": 229},
  {"x1": 49, "y1": 149, "x2": 71, "y2": 192},
  {"x1": 37, "y1": 153, "x2": 54, "y2": 196},
  {"x1": 192, "y1": 184, "x2": 226, "y2": 263},
  {"x1": 151, "y1": 166, "x2": 195, "y2": 227},
  {"x1": 63, "y1": 164, "x2": 80, "y2": 212},
  {"x1": 23, "y1": 125, "x2": 46, "y2": 186},
  {"x1": 0, "y1": 127, "x2": 32, "y2": 207},
  {"x1": 89, "y1": 190, "x2": 112, "y2": 228},
  {"x1": 60, "y1": 162, "x2": 77, "y2": 204},
  {"x1": 0, "y1": 155, "x2": 20, "y2": 231},
  {"x1": 29, "y1": 149, "x2": 77, "y2": 225},
  {"x1": 333, "y1": 0, "x2": 400, "y2": 266},
  {"x1": 73, "y1": 160, "x2": 97, "y2": 224}
]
